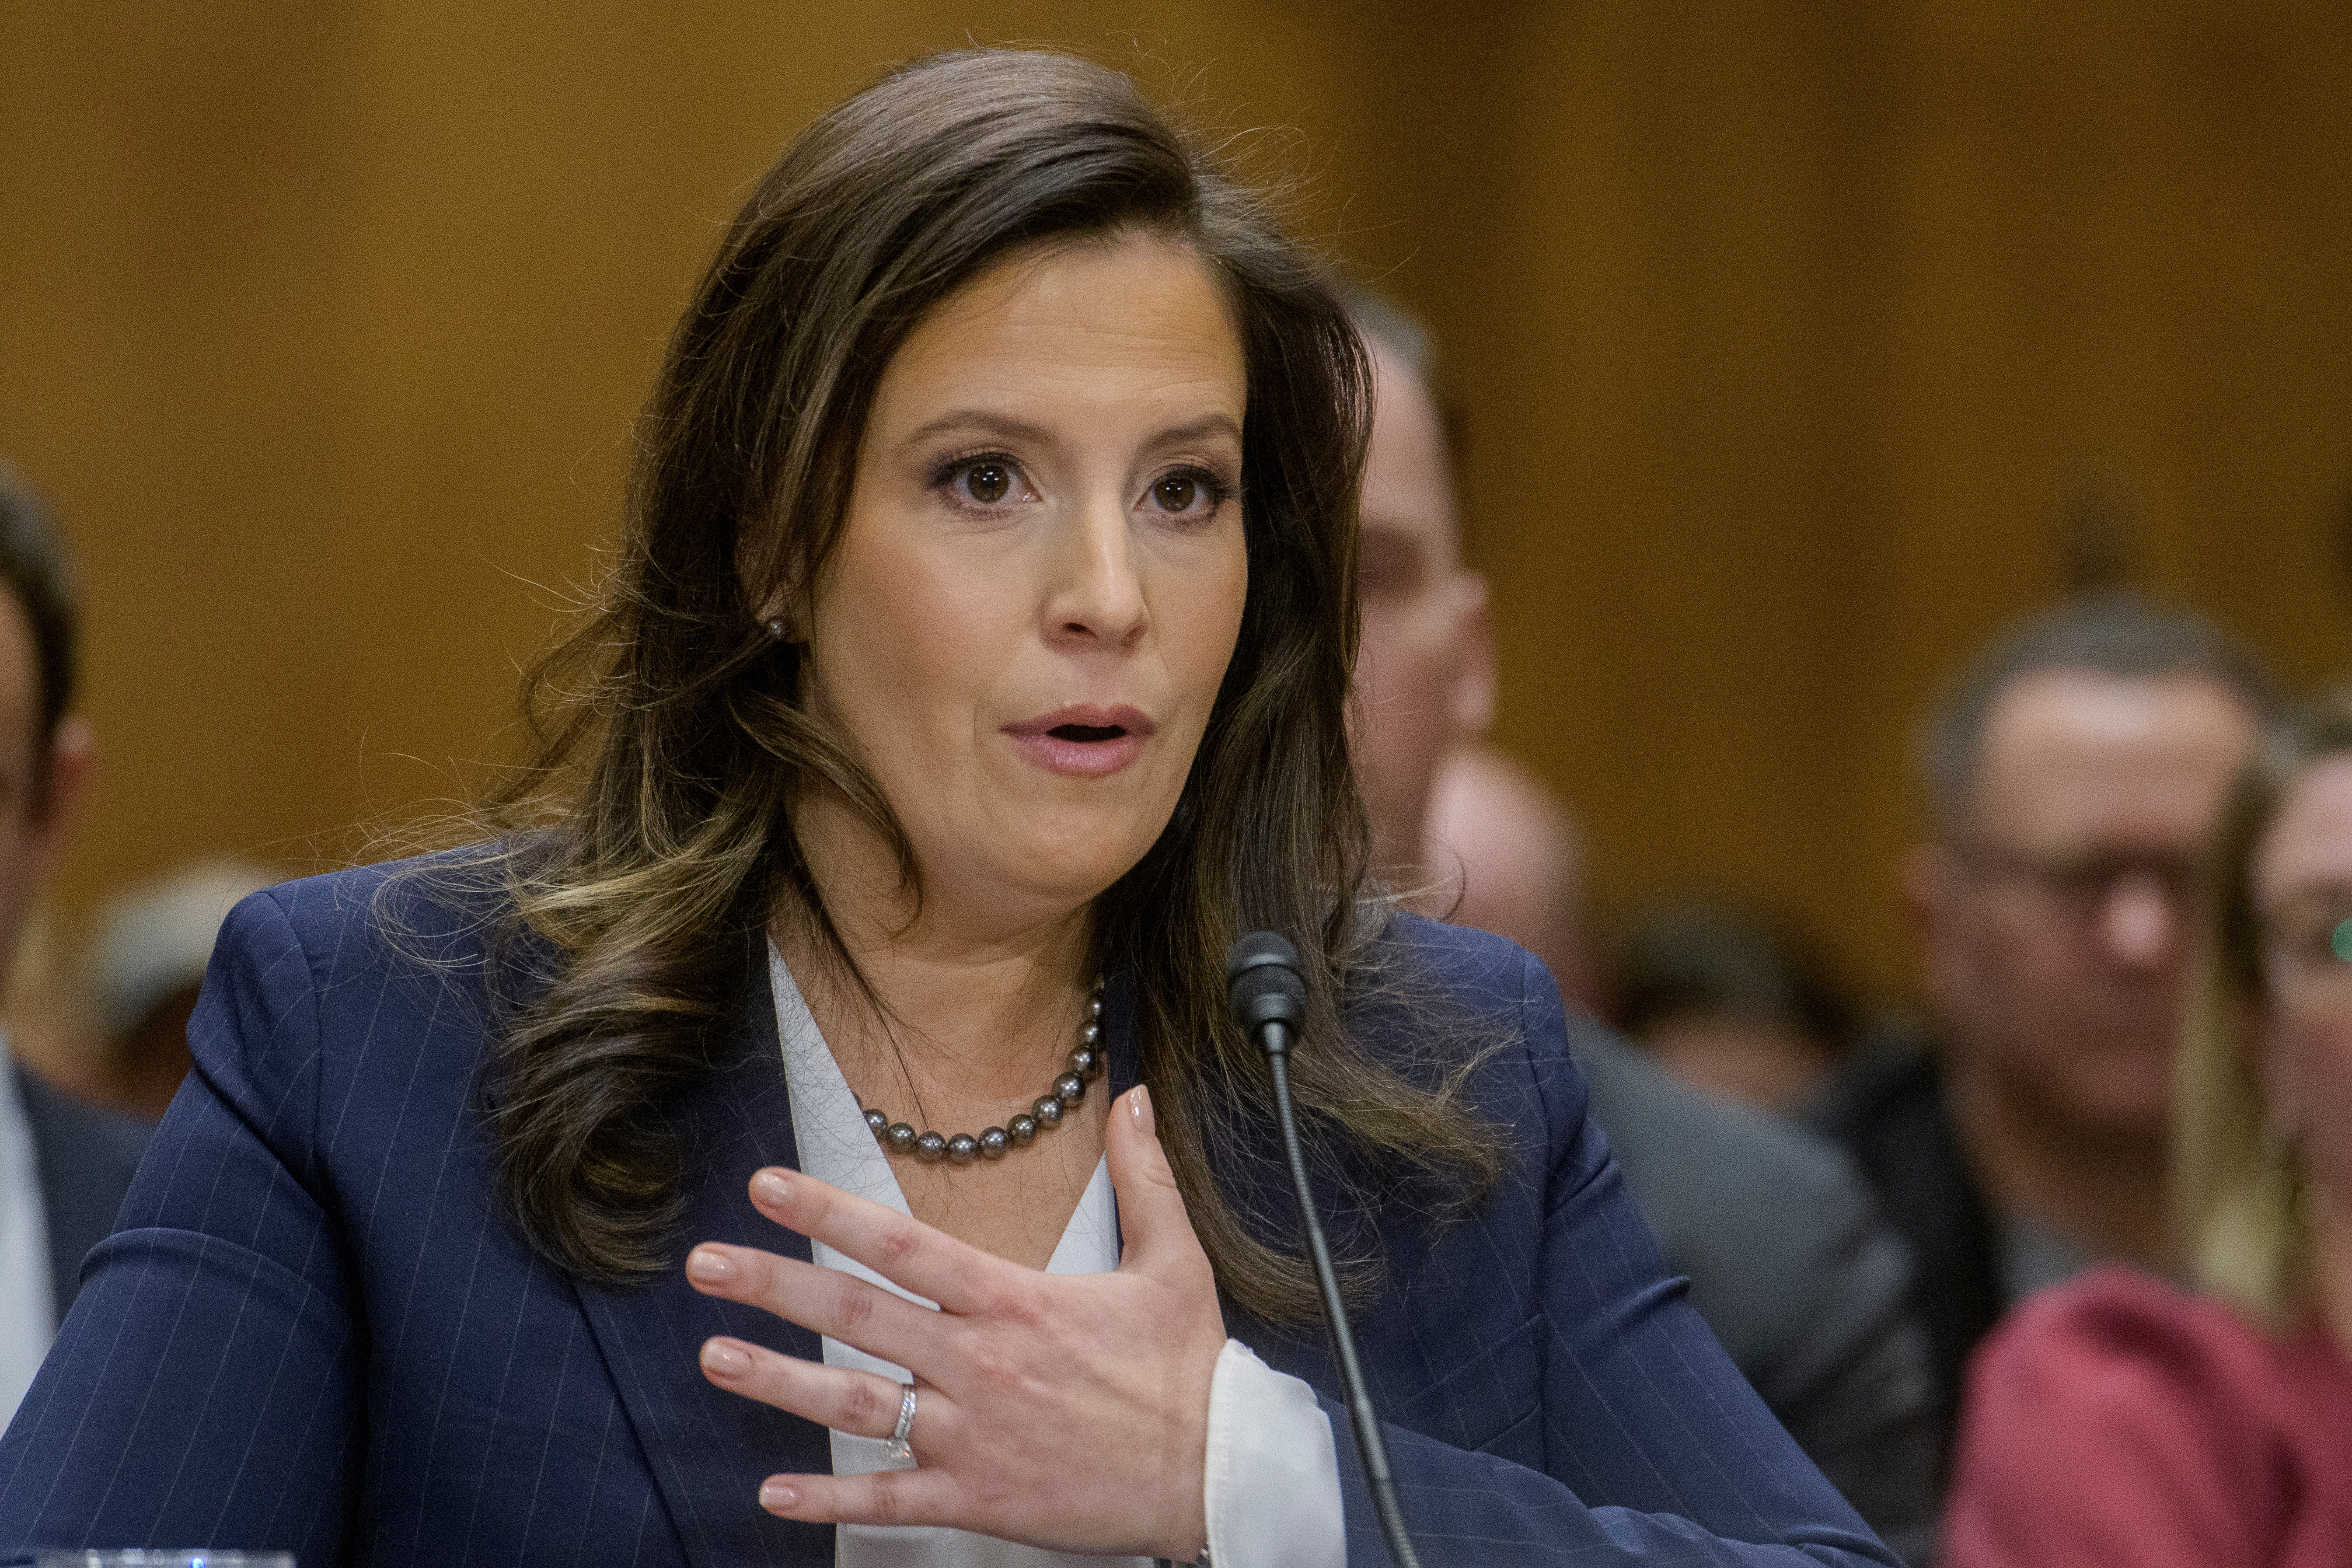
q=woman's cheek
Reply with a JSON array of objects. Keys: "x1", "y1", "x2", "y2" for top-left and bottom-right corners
[
  {"x1": 2299, "y1": 1016, "x2": 2352, "y2": 1190},
  {"x1": 852, "y1": 531, "x2": 998, "y2": 704},
  {"x1": 1181, "y1": 532, "x2": 1249, "y2": 697}
]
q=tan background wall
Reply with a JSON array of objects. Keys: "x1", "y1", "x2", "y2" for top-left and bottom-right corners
[{"x1": 4, "y1": 0, "x2": 2349, "y2": 1013}]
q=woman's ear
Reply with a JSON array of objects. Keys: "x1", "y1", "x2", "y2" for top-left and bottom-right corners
[{"x1": 759, "y1": 592, "x2": 810, "y2": 644}]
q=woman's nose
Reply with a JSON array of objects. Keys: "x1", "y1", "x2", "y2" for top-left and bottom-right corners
[{"x1": 1045, "y1": 495, "x2": 1148, "y2": 647}]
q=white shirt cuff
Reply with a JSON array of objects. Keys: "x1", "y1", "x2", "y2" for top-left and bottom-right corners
[{"x1": 1202, "y1": 1338, "x2": 1345, "y2": 1568}]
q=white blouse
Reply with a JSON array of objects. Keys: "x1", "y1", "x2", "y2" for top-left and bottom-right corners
[{"x1": 770, "y1": 949, "x2": 1344, "y2": 1568}]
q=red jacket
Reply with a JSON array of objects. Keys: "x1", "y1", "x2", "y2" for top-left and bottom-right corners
[{"x1": 1945, "y1": 1264, "x2": 2352, "y2": 1568}]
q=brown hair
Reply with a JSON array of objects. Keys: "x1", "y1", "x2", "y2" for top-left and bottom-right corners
[
  {"x1": 448, "y1": 49, "x2": 1501, "y2": 1321},
  {"x1": 2178, "y1": 687, "x2": 2352, "y2": 1323}
]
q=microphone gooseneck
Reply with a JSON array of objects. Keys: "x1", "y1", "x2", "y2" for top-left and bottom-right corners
[{"x1": 1224, "y1": 932, "x2": 1423, "y2": 1568}]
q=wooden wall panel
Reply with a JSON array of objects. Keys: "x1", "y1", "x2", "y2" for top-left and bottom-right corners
[
  {"x1": 0, "y1": 0, "x2": 1416, "y2": 915},
  {"x1": 1417, "y1": 0, "x2": 2352, "y2": 998},
  {"x1": 5, "y1": 0, "x2": 2350, "y2": 1016}
]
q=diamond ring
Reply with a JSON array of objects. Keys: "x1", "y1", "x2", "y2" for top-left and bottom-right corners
[{"x1": 883, "y1": 1384, "x2": 917, "y2": 1464}]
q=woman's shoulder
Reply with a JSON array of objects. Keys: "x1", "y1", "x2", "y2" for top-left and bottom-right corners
[
  {"x1": 1956, "y1": 1266, "x2": 2301, "y2": 1486},
  {"x1": 222, "y1": 845, "x2": 516, "y2": 977},
  {"x1": 1946, "y1": 1268, "x2": 2333, "y2": 1563},
  {"x1": 1985, "y1": 1265, "x2": 2352, "y2": 1445},
  {"x1": 1976, "y1": 1265, "x2": 2287, "y2": 1395},
  {"x1": 1355, "y1": 911, "x2": 1587, "y2": 1138},
  {"x1": 195, "y1": 846, "x2": 527, "y2": 1087},
  {"x1": 1375, "y1": 910, "x2": 1553, "y2": 1014},
  {"x1": 1354, "y1": 911, "x2": 1567, "y2": 1062}
]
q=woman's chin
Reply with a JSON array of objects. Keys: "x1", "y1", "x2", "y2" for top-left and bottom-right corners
[{"x1": 939, "y1": 815, "x2": 1171, "y2": 916}]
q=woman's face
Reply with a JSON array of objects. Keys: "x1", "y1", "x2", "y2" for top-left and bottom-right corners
[
  {"x1": 801, "y1": 233, "x2": 1249, "y2": 932},
  {"x1": 2251, "y1": 753, "x2": 2352, "y2": 1205}
]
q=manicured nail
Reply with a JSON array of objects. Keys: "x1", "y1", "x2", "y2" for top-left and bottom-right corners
[
  {"x1": 687, "y1": 1247, "x2": 735, "y2": 1284},
  {"x1": 1130, "y1": 1084, "x2": 1153, "y2": 1135},
  {"x1": 760, "y1": 1480, "x2": 800, "y2": 1512},
  {"x1": 701, "y1": 1338, "x2": 750, "y2": 1376},
  {"x1": 752, "y1": 1168, "x2": 792, "y2": 1205}
]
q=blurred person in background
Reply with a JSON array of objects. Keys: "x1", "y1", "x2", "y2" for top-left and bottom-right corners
[
  {"x1": 1, "y1": 912, "x2": 95, "y2": 1099},
  {"x1": 0, "y1": 465, "x2": 142, "y2": 1431},
  {"x1": 79, "y1": 859, "x2": 277, "y2": 1121},
  {"x1": 1346, "y1": 289, "x2": 1941, "y2": 1559},
  {"x1": 1810, "y1": 592, "x2": 2278, "y2": 1454},
  {"x1": 1422, "y1": 743, "x2": 1600, "y2": 1010},
  {"x1": 1342, "y1": 290, "x2": 1495, "y2": 889},
  {"x1": 1940, "y1": 688, "x2": 2352, "y2": 1568},
  {"x1": 1612, "y1": 901, "x2": 1858, "y2": 1114}
]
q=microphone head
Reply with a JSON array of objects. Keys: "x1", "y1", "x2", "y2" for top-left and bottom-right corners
[{"x1": 1226, "y1": 930, "x2": 1307, "y2": 1033}]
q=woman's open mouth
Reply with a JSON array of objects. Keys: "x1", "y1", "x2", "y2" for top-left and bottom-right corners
[{"x1": 1003, "y1": 706, "x2": 1155, "y2": 778}]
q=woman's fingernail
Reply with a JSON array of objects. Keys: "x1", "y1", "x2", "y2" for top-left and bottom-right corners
[
  {"x1": 752, "y1": 1168, "x2": 792, "y2": 1205},
  {"x1": 701, "y1": 1338, "x2": 750, "y2": 1376},
  {"x1": 1130, "y1": 1084, "x2": 1154, "y2": 1135},
  {"x1": 760, "y1": 1480, "x2": 800, "y2": 1512},
  {"x1": 687, "y1": 1247, "x2": 735, "y2": 1284}
]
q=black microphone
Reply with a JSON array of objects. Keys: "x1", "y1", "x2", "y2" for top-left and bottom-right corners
[{"x1": 1225, "y1": 932, "x2": 1423, "y2": 1568}]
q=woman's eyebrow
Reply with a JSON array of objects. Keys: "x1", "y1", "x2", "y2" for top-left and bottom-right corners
[
  {"x1": 1152, "y1": 413, "x2": 1243, "y2": 448},
  {"x1": 902, "y1": 409, "x2": 1057, "y2": 447},
  {"x1": 900, "y1": 410, "x2": 1242, "y2": 450}
]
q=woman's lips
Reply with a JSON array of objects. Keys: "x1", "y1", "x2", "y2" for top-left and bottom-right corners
[{"x1": 1002, "y1": 705, "x2": 1155, "y2": 778}]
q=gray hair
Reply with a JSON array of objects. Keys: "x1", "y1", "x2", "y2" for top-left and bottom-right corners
[{"x1": 1919, "y1": 590, "x2": 2281, "y2": 832}]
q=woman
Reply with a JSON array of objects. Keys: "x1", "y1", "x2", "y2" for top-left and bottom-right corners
[
  {"x1": 0, "y1": 51, "x2": 1894, "y2": 1567},
  {"x1": 1943, "y1": 689, "x2": 2352, "y2": 1567}
]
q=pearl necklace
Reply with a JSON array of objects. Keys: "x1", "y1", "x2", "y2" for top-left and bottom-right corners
[{"x1": 859, "y1": 981, "x2": 1107, "y2": 1165}]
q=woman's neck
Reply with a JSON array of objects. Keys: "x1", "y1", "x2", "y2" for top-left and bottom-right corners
[
  {"x1": 778, "y1": 789, "x2": 1094, "y2": 1106},
  {"x1": 777, "y1": 790, "x2": 1113, "y2": 1270}
]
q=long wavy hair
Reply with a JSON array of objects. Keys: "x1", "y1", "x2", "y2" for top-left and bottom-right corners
[
  {"x1": 2178, "y1": 688, "x2": 2352, "y2": 1326},
  {"x1": 454, "y1": 48, "x2": 1502, "y2": 1323}
]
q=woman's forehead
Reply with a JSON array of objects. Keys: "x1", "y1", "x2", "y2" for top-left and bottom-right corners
[
  {"x1": 872, "y1": 237, "x2": 1245, "y2": 432},
  {"x1": 2257, "y1": 754, "x2": 2352, "y2": 907}
]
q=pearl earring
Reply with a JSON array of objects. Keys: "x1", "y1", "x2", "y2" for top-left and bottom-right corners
[{"x1": 763, "y1": 617, "x2": 786, "y2": 641}]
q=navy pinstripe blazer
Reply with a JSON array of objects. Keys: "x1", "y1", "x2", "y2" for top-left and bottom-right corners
[{"x1": 0, "y1": 861, "x2": 1897, "y2": 1566}]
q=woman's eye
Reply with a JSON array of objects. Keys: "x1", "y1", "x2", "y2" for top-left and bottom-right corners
[
  {"x1": 1147, "y1": 468, "x2": 1226, "y2": 519},
  {"x1": 962, "y1": 461, "x2": 1014, "y2": 506}
]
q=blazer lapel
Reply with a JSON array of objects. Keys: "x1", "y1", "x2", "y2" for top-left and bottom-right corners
[
  {"x1": 577, "y1": 958, "x2": 1146, "y2": 1567},
  {"x1": 576, "y1": 942, "x2": 836, "y2": 1568}
]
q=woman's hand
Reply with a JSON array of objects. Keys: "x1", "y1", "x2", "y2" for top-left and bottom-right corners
[{"x1": 684, "y1": 1084, "x2": 1228, "y2": 1560}]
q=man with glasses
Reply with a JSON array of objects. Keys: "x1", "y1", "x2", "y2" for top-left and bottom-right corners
[{"x1": 1811, "y1": 590, "x2": 2278, "y2": 1463}]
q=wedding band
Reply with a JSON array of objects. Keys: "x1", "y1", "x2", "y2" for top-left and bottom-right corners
[{"x1": 883, "y1": 1384, "x2": 917, "y2": 1463}]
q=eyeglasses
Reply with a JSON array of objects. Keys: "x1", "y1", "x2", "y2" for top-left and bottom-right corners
[
  {"x1": 2260, "y1": 890, "x2": 2352, "y2": 1007},
  {"x1": 1953, "y1": 840, "x2": 2205, "y2": 922}
]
